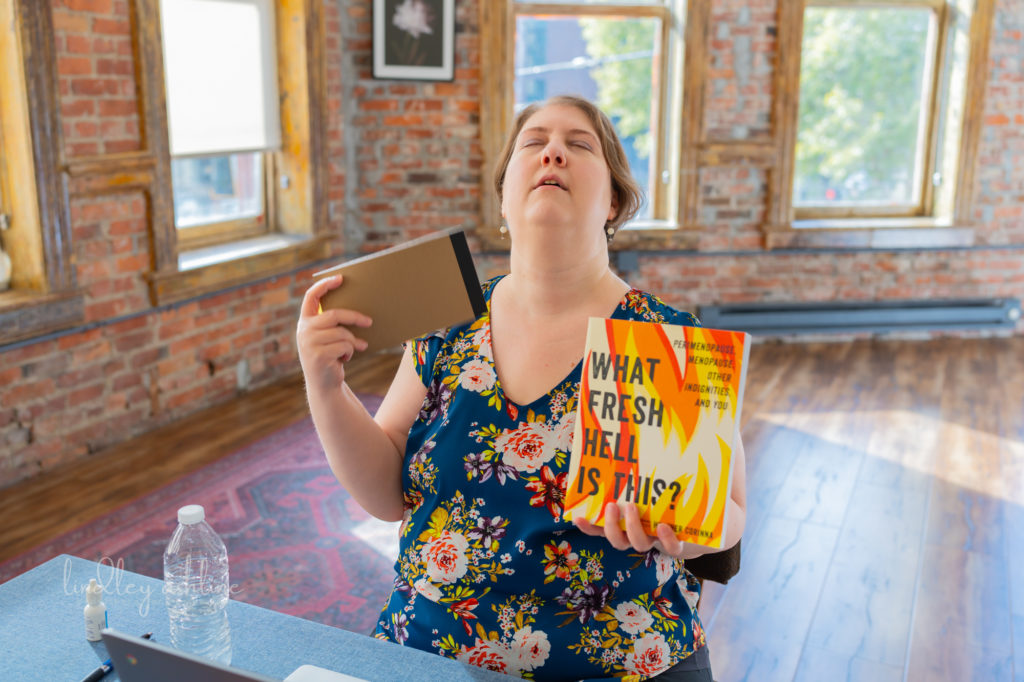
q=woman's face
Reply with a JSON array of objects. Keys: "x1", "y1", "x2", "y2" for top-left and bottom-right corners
[{"x1": 500, "y1": 104, "x2": 617, "y2": 243}]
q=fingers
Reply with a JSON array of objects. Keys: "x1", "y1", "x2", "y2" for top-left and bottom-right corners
[
  {"x1": 574, "y1": 503, "x2": 680, "y2": 555},
  {"x1": 300, "y1": 275, "x2": 343, "y2": 317},
  {"x1": 621, "y1": 503, "x2": 656, "y2": 553},
  {"x1": 654, "y1": 524, "x2": 683, "y2": 557}
]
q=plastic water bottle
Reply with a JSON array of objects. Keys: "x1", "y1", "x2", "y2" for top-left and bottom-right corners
[{"x1": 163, "y1": 504, "x2": 232, "y2": 663}]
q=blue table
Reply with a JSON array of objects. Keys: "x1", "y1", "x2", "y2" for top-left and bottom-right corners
[{"x1": 0, "y1": 555, "x2": 510, "y2": 681}]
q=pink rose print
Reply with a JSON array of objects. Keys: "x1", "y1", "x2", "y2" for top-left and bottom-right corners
[
  {"x1": 457, "y1": 638, "x2": 518, "y2": 675},
  {"x1": 613, "y1": 601, "x2": 654, "y2": 636},
  {"x1": 495, "y1": 421, "x2": 554, "y2": 473},
  {"x1": 458, "y1": 358, "x2": 496, "y2": 392},
  {"x1": 625, "y1": 632, "x2": 672, "y2": 677},
  {"x1": 510, "y1": 626, "x2": 550, "y2": 671},
  {"x1": 421, "y1": 530, "x2": 468, "y2": 584}
]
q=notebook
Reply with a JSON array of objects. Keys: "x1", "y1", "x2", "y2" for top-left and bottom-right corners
[
  {"x1": 312, "y1": 228, "x2": 486, "y2": 353},
  {"x1": 101, "y1": 630, "x2": 364, "y2": 682}
]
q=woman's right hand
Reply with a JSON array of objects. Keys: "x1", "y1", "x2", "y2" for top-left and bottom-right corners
[{"x1": 296, "y1": 275, "x2": 372, "y2": 392}]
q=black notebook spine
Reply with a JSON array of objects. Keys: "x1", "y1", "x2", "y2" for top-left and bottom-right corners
[{"x1": 450, "y1": 231, "x2": 487, "y2": 317}]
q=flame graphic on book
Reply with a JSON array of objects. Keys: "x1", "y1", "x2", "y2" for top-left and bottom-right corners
[{"x1": 564, "y1": 318, "x2": 748, "y2": 548}]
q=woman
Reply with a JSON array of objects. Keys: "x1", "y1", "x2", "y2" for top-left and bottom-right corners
[{"x1": 296, "y1": 95, "x2": 746, "y2": 681}]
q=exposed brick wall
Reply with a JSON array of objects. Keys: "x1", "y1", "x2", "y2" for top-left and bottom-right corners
[
  {"x1": 0, "y1": 2, "x2": 345, "y2": 487},
  {"x1": 704, "y1": 0, "x2": 775, "y2": 140},
  {"x1": 340, "y1": 0, "x2": 482, "y2": 250},
  {"x1": 53, "y1": 0, "x2": 140, "y2": 157},
  {"x1": 1, "y1": 0, "x2": 1022, "y2": 489},
  {"x1": 974, "y1": 0, "x2": 1024, "y2": 245}
]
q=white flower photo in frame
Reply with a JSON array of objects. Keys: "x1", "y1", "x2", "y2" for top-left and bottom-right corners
[{"x1": 373, "y1": 0, "x2": 455, "y2": 81}]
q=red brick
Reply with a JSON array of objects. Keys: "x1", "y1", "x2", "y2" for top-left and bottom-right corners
[
  {"x1": 2, "y1": 379, "x2": 57, "y2": 407},
  {"x1": 115, "y1": 253, "x2": 149, "y2": 273},
  {"x1": 62, "y1": 0, "x2": 114, "y2": 11},
  {"x1": 59, "y1": 56, "x2": 93, "y2": 76},
  {"x1": 68, "y1": 383, "x2": 105, "y2": 407},
  {"x1": 97, "y1": 99, "x2": 136, "y2": 116},
  {"x1": 96, "y1": 58, "x2": 133, "y2": 76},
  {"x1": 52, "y1": 10, "x2": 91, "y2": 33},
  {"x1": 93, "y1": 18, "x2": 130, "y2": 35}
]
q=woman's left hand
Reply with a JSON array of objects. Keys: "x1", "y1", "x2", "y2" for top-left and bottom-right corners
[{"x1": 573, "y1": 502, "x2": 707, "y2": 560}]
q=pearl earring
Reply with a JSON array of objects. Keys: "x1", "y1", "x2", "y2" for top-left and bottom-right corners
[
  {"x1": 606, "y1": 226, "x2": 615, "y2": 237},
  {"x1": 499, "y1": 220, "x2": 508, "y2": 235}
]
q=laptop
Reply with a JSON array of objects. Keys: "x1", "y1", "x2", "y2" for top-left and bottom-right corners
[{"x1": 101, "y1": 630, "x2": 365, "y2": 682}]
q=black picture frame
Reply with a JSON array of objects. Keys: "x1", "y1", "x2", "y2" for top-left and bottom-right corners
[{"x1": 373, "y1": 0, "x2": 454, "y2": 81}]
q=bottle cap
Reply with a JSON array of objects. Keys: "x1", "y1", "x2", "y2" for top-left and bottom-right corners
[
  {"x1": 86, "y1": 578, "x2": 102, "y2": 605},
  {"x1": 177, "y1": 504, "x2": 206, "y2": 525}
]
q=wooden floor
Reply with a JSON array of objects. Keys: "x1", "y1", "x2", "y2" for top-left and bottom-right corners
[{"x1": 2, "y1": 337, "x2": 1022, "y2": 681}]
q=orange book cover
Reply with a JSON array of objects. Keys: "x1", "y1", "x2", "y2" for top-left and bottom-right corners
[{"x1": 563, "y1": 317, "x2": 750, "y2": 549}]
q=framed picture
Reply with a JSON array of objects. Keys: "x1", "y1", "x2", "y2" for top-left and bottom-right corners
[{"x1": 373, "y1": 0, "x2": 455, "y2": 81}]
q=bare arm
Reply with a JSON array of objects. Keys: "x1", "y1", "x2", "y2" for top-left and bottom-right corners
[
  {"x1": 574, "y1": 435, "x2": 748, "y2": 559},
  {"x1": 296, "y1": 276, "x2": 425, "y2": 522}
]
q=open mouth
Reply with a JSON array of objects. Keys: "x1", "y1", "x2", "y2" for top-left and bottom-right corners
[{"x1": 536, "y1": 177, "x2": 566, "y2": 190}]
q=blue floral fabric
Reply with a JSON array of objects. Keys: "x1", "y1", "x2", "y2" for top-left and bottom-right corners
[{"x1": 374, "y1": 277, "x2": 705, "y2": 681}]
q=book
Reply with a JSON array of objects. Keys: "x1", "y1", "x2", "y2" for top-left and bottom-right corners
[
  {"x1": 562, "y1": 318, "x2": 750, "y2": 549},
  {"x1": 313, "y1": 229, "x2": 487, "y2": 353}
]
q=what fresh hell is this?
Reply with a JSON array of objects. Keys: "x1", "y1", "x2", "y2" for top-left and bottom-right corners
[{"x1": 576, "y1": 350, "x2": 692, "y2": 511}]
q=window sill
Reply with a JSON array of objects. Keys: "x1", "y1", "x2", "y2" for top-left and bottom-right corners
[
  {"x1": 475, "y1": 220, "x2": 701, "y2": 252},
  {"x1": 147, "y1": 233, "x2": 331, "y2": 305},
  {"x1": 764, "y1": 218, "x2": 976, "y2": 250},
  {"x1": 0, "y1": 289, "x2": 85, "y2": 347}
]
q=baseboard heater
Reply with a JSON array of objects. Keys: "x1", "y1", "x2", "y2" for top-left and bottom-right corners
[{"x1": 698, "y1": 297, "x2": 1022, "y2": 335}]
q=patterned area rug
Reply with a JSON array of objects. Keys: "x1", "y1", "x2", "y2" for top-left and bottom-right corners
[{"x1": 0, "y1": 396, "x2": 398, "y2": 635}]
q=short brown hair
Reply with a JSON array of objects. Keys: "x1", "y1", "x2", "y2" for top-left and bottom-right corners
[{"x1": 492, "y1": 95, "x2": 644, "y2": 234}]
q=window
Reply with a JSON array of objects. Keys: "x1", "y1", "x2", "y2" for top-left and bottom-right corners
[
  {"x1": 767, "y1": 0, "x2": 994, "y2": 246},
  {"x1": 159, "y1": 0, "x2": 281, "y2": 250},
  {"x1": 480, "y1": 1, "x2": 702, "y2": 250},
  {"x1": 0, "y1": 0, "x2": 82, "y2": 345},
  {"x1": 143, "y1": 0, "x2": 331, "y2": 304}
]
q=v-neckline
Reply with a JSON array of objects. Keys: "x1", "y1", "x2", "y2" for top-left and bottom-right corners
[{"x1": 482, "y1": 276, "x2": 638, "y2": 410}]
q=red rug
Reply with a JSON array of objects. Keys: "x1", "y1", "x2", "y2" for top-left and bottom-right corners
[{"x1": 0, "y1": 396, "x2": 396, "y2": 635}]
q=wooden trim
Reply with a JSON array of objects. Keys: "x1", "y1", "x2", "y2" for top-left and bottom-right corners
[
  {"x1": 147, "y1": 235, "x2": 330, "y2": 305},
  {"x1": 952, "y1": 0, "x2": 994, "y2": 225},
  {"x1": 765, "y1": 0, "x2": 804, "y2": 229},
  {"x1": 764, "y1": 223, "x2": 976, "y2": 249},
  {"x1": 177, "y1": 216, "x2": 270, "y2": 251},
  {"x1": 303, "y1": 0, "x2": 328, "y2": 238},
  {"x1": 131, "y1": 0, "x2": 177, "y2": 273},
  {"x1": 517, "y1": 3, "x2": 667, "y2": 18},
  {"x1": 63, "y1": 151, "x2": 156, "y2": 196},
  {"x1": 698, "y1": 142, "x2": 777, "y2": 167},
  {"x1": 476, "y1": 0, "x2": 512, "y2": 250},
  {"x1": 918, "y1": 3, "x2": 948, "y2": 215},
  {"x1": 0, "y1": 289, "x2": 84, "y2": 346},
  {"x1": 676, "y1": 0, "x2": 708, "y2": 229},
  {"x1": 18, "y1": 0, "x2": 74, "y2": 293}
]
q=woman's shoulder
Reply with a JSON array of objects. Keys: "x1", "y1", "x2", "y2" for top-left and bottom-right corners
[{"x1": 617, "y1": 288, "x2": 701, "y2": 327}]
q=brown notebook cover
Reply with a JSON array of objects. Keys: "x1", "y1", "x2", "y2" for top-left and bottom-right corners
[{"x1": 312, "y1": 229, "x2": 486, "y2": 353}]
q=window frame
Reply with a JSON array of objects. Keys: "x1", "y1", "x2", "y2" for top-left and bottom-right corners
[
  {"x1": 138, "y1": 0, "x2": 331, "y2": 304},
  {"x1": 171, "y1": 151, "x2": 275, "y2": 251},
  {"x1": 478, "y1": 0, "x2": 707, "y2": 251},
  {"x1": 764, "y1": 0, "x2": 995, "y2": 249},
  {"x1": 0, "y1": 0, "x2": 83, "y2": 346},
  {"x1": 793, "y1": 0, "x2": 945, "y2": 220},
  {"x1": 159, "y1": 0, "x2": 280, "y2": 251}
]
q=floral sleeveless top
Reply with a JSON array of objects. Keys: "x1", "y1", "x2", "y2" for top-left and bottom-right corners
[{"x1": 374, "y1": 277, "x2": 706, "y2": 681}]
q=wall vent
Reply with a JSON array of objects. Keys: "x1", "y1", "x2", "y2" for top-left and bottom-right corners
[{"x1": 698, "y1": 298, "x2": 1022, "y2": 335}]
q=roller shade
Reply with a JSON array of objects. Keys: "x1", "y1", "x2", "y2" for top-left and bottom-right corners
[{"x1": 160, "y1": 0, "x2": 281, "y2": 157}]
